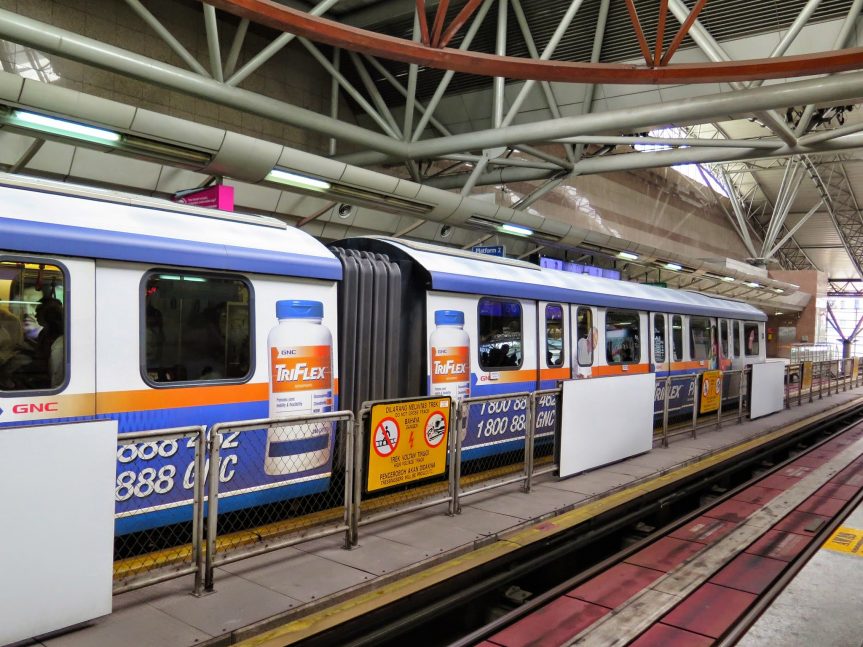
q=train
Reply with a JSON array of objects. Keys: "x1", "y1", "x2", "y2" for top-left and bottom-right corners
[{"x1": 0, "y1": 174, "x2": 767, "y2": 534}]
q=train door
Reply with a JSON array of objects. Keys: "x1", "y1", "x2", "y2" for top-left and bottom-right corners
[
  {"x1": 572, "y1": 305, "x2": 596, "y2": 378},
  {"x1": 651, "y1": 313, "x2": 670, "y2": 374},
  {"x1": 0, "y1": 255, "x2": 95, "y2": 425},
  {"x1": 539, "y1": 301, "x2": 569, "y2": 388},
  {"x1": 733, "y1": 320, "x2": 743, "y2": 366}
]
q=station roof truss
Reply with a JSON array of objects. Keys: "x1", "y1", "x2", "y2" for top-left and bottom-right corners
[{"x1": 1, "y1": 0, "x2": 863, "y2": 308}]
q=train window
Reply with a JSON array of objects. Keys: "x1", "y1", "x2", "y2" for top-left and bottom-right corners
[
  {"x1": 720, "y1": 320, "x2": 729, "y2": 358},
  {"x1": 744, "y1": 322, "x2": 760, "y2": 356},
  {"x1": 653, "y1": 314, "x2": 666, "y2": 363},
  {"x1": 672, "y1": 315, "x2": 683, "y2": 362},
  {"x1": 545, "y1": 304, "x2": 564, "y2": 367},
  {"x1": 478, "y1": 298, "x2": 522, "y2": 370},
  {"x1": 0, "y1": 259, "x2": 67, "y2": 392},
  {"x1": 606, "y1": 310, "x2": 640, "y2": 365},
  {"x1": 690, "y1": 317, "x2": 713, "y2": 361},
  {"x1": 143, "y1": 271, "x2": 252, "y2": 384},
  {"x1": 576, "y1": 307, "x2": 594, "y2": 366},
  {"x1": 734, "y1": 321, "x2": 742, "y2": 356}
]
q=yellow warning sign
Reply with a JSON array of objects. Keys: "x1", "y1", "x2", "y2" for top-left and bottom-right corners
[
  {"x1": 823, "y1": 525, "x2": 863, "y2": 557},
  {"x1": 699, "y1": 370, "x2": 723, "y2": 414},
  {"x1": 366, "y1": 397, "x2": 451, "y2": 492},
  {"x1": 802, "y1": 361, "x2": 813, "y2": 391}
]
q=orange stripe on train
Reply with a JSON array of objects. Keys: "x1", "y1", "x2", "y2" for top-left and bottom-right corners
[{"x1": 590, "y1": 363, "x2": 651, "y2": 377}]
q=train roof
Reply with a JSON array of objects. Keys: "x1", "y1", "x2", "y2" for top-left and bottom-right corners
[
  {"x1": 0, "y1": 174, "x2": 341, "y2": 281},
  {"x1": 350, "y1": 237, "x2": 766, "y2": 322}
]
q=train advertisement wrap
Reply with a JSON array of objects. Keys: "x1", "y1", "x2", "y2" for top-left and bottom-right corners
[
  {"x1": 114, "y1": 419, "x2": 336, "y2": 534},
  {"x1": 462, "y1": 391, "x2": 557, "y2": 457},
  {"x1": 653, "y1": 375, "x2": 698, "y2": 416}
]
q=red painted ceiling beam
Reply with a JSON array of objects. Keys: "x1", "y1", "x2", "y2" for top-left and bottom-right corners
[{"x1": 207, "y1": 0, "x2": 863, "y2": 84}]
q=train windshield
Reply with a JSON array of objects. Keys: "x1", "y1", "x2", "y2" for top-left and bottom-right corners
[{"x1": 0, "y1": 259, "x2": 67, "y2": 392}]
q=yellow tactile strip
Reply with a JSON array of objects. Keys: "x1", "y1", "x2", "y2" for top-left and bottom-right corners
[
  {"x1": 234, "y1": 397, "x2": 863, "y2": 647},
  {"x1": 823, "y1": 526, "x2": 863, "y2": 557}
]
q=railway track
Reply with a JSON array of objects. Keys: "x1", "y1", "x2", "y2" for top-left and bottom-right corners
[{"x1": 292, "y1": 403, "x2": 863, "y2": 647}]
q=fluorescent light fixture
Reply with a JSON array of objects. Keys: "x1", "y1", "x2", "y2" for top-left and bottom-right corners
[
  {"x1": 664, "y1": 262, "x2": 682, "y2": 271},
  {"x1": 722, "y1": 276, "x2": 735, "y2": 282},
  {"x1": 157, "y1": 274, "x2": 206, "y2": 282},
  {"x1": 745, "y1": 281, "x2": 761, "y2": 288},
  {"x1": 775, "y1": 311, "x2": 784, "y2": 315},
  {"x1": 12, "y1": 109, "x2": 120, "y2": 142},
  {"x1": 499, "y1": 223, "x2": 533, "y2": 237},
  {"x1": 617, "y1": 251, "x2": 639, "y2": 261},
  {"x1": 774, "y1": 288, "x2": 784, "y2": 293},
  {"x1": 266, "y1": 169, "x2": 331, "y2": 191}
]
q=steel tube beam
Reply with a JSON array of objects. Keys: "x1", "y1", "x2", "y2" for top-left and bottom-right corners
[
  {"x1": 576, "y1": 0, "x2": 610, "y2": 160},
  {"x1": 209, "y1": 0, "x2": 863, "y2": 85},
  {"x1": 203, "y1": 4, "x2": 224, "y2": 82},
  {"x1": 225, "y1": 0, "x2": 343, "y2": 87},
  {"x1": 555, "y1": 135, "x2": 782, "y2": 149},
  {"x1": 794, "y1": 0, "x2": 863, "y2": 135},
  {"x1": 767, "y1": 201, "x2": 822, "y2": 259},
  {"x1": 0, "y1": 8, "x2": 402, "y2": 154},
  {"x1": 362, "y1": 54, "x2": 452, "y2": 138},
  {"x1": 410, "y1": 0, "x2": 492, "y2": 143},
  {"x1": 348, "y1": 51, "x2": 400, "y2": 136},
  {"x1": 422, "y1": 131, "x2": 863, "y2": 188},
  {"x1": 298, "y1": 37, "x2": 400, "y2": 138},
  {"x1": 439, "y1": 154, "x2": 564, "y2": 170},
  {"x1": 329, "y1": 47, "x2": 340, "y2": 156},
  {"x1": 123, "y1": 0, "x2": 210, "y2": 77},
  {"x1": 749, "y1": 0, "x2": 822, "y2": 88},
  {"x1": 492, "y1": 0, "x2": 507, "y2": 129},
  {"x1": 223, "y1": 18, "x2": 249, "y2": 77},
  {"x1": 666, "y1": 0, "x2": 797, "y2": 145},
  {"x1": 502, "y1": 0, "x2": 585, "y2": 128},
  {"x1": 404, "y1": 11, "x2": 420, "y2": 141}
]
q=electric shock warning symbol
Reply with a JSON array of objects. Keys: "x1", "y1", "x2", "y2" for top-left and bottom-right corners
[
  {"x1": 424, "y1": 410, "x2": 447, "y2": 448},
  {"x1": 373, "y1": 417, "x2": 399, "y2": 457}
]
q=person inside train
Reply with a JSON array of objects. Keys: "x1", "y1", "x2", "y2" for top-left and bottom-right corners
[
  {"x1": 34, "y1": 297, "x2": 64, "y2": 388},
  {"x1": 0, "y1": 308, "x2": 36, "y2": 390}
]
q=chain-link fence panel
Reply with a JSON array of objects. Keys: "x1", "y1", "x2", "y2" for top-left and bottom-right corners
[
  {"x1": 204, "y1": 412, "x2": 354, "y2": 589},
  {"x1": 112, "y1": 426, "x2": 206, "y2": 595},
  {"x1": 531, "y1": 388, "x2": 561, "y2": 479},
  {"x1": 354, "y1": 397, "x2": 458, "y2": 533},
  {"x1": 457, "y1": 392, "x2": 532, "y2": 501}
]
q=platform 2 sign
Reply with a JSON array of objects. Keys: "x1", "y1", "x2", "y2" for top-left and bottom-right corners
[
  {"x1": 366, "y1": 397, "x2": 451, "y2": 492},
  {"x1": 699, "y1": 370, "x2": 723, "y2": 414}
]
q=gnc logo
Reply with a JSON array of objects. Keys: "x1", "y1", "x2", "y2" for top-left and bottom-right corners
[{"x1": 12, "y1": 402, "x2": 59, "y2": 414}]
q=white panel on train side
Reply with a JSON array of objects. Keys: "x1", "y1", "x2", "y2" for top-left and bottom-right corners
[
  {"x1": 0, "y1": 255, "x2": 95, "y2": 425},
  {"x1": 559, "y1": 373, "x2": 655, "y2": 477},
  {"x1": 95, "y1": 260, "x2": 338, "y2": 410},
  {"x1": 0, "y1": 419, "x2": 116, "y2": 645},
  {"x1": 0, "y1": 184, "x2": 334, "y2": 262}
]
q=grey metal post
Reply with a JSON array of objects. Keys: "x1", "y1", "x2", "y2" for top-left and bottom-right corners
[
  {"x1": 691, "y1": 376, "x2": 699, "y2": 438},
  {"x1": 784, "y1": 365, "x2": 790, "y2": 409},
  {"x1": 737, "y1": 371, "x2": 744, "y2": 423},
  {"x1": 819, "y1": 361, "x2": 824, "y2": 399},
  {"x1": 350, "y1": 406, "x2": 367, "y2": 547},
  {"x1": 523, "y1": 395, "x2": 535, "y2": 493},
  {"x1": 192, "y1": 425, "x2": 207, "y2": 597},
  {"x1": 204, "y1": 430, "x2": 221, "y2": 592},
  {"x1": 447, "y1": 401, "x2": 459, "y2": 516},
  {"x1": 453, "y1": 401, "x2": 466, "y2": 515},
  {"x1": 798, "y1": 363, "x2": 803, "y2": 406},
  {"x1": 716, "y1": 373, "x2": 724, "y2": 429},
  {"x1": 662, "y1": 376, "x2": 671, "y2": 448},
  {"x1": 342, "y1": 415, "x2": 355, "y2": 549}
]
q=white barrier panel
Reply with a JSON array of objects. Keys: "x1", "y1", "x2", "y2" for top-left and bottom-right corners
[
  {"x1": 751, "y1": 361, "x2": 786, "y2": 419},
  {"x1": 0, "y1": 420, "x2": 117, "y2": 645},
  {"x1": 559, "y1": 373, "x2": 655, "y2": 478}
]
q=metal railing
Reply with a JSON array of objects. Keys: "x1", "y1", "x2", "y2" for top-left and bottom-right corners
[
  {"x1": 204, "y1": 411, "x2": 354, "y2": 591},
  {"x1": 112, "y1": 425, "x2": 206, "y2": 595},
  {"x1": 783, "y1": 357, "x2": 862, "y2": 408}
]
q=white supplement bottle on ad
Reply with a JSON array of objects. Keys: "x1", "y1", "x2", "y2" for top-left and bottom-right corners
[
  {"x1": 430, "y1": 309, "x2": 470, "y2": 403},
  {"x1": 265, "y1": 299, "x2": 333, "y2": 476}
]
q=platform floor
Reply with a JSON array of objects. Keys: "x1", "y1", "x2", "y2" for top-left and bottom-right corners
[
  {"x1": 29, "y1": 388, "x2": 863, "y2": 647},
  {"x1": 737, "y1": 478, "x2": 863, "y2": 647}
]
